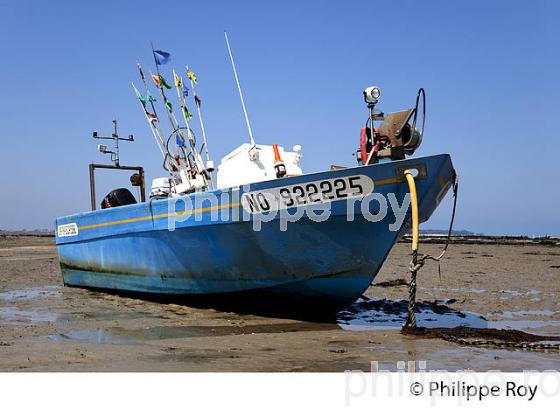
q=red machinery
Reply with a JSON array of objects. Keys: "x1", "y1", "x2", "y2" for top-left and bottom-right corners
[{"x1": 357, "y1": 87, "x2": 426, "y2": 165}]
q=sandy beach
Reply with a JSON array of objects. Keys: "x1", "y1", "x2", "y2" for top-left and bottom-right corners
[{"x1": 1, "y1": 235, "x2": 559, "y2": 371}]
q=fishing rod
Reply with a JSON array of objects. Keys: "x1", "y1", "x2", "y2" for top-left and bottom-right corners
[
  {"x1": 150, "y1": 44, "x2": 216, "y2": 193},
  {"x1": 184, "y1": 66, "x2": 214, "y2": 188},
  {"x1": 131, "y1": 81, "x2": 177, "y2": 185},
  {"x1": 172, "y1": 70, "x2": 207, "y2": 182},
  {"x1": 147, "y1": 66, "x2": 193, "y2": 177},
  {"x1": 149, "y1": 44, "x2": 191, "y2": 174},
  {"x1": 135, "y1": 63, "x2": 167, "y2": 151},
  {"x1": 149, "y1": 46, "x2": 211, "y2": 193},
  {"x1": 185, "y1": 66, "x2": 212, "y2": 166},
  {"x1": 133, "y1": 63, "x2": 178, "y2": 180},
  {"x1": 150, "y1": 68, "x2": 200, "y2": 178},
  {"x1": 131, "y1": 81, "x2": 166, "y2": 159}
]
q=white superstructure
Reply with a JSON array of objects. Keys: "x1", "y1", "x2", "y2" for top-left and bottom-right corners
[{"x1": 216, "y1": 143, "x2": 303, "y2": 189}]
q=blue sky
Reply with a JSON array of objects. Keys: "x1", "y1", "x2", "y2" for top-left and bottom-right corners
[{"x1": 0, "y1": 0, "x2": 558, "y2": 235}]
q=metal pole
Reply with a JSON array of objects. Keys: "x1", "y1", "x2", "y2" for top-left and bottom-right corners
[
  {"x1": 89, "y1": 164, "x2": 96, "y2": 211},
  {"x1": 139, "y1": 168, "x2": 146, "y2": 202},
  {"x1": 89, "y1": 164, "x2": 146, "y2": 209},
  {"x1": 113, "y1": 119, "x2": 120, "y2": 167},
  {"x1": 365, "y1": 105, "x2": 378, "y2": 165},
  {"x1": 224, "y1": 31, "x2": 255, "y2": 146},
  {"x1": 186, "y1": 66, "x2": 211, "y2": 162}
]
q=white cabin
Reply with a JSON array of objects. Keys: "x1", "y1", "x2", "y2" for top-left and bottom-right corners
[{"x1": 216, "y1": 143, "x2": 303, "y2": 189}]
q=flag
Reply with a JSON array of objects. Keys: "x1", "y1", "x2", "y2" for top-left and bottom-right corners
[
  {"x1": 151, "y1": 74, "x2": 160, "y2": 87},
  {"x1": 176, "y1": 133, "x2": 185, "y2": 147},
  {"x1": 194, "y1": 94, "x2": 201, "y2": 107},
  {"x1": 183, "y1": 106, "x2": 193, "y2": 122},
  {"x1": 137, "y1": 63, "x2": 146, "y2": 82},
  {"x1": 151, "y1": 74, "x2": 172, "y2": 89},
  {"x1": 146, "y1": 112, "x2": 158, "y2": 123},
  {"x1": 153, "y1": 50, "x2": 171, "y2": 65},
  {"x1": 182, "y1": 84, "x2": 189, "y2": 97},
  {"x1": 159, "y1": 75, "x2": 172, "y2": 89},
  {"x1": 131, "y1": 82, "x2": 146, "y2": 106},
  {"x1": 173, "y1": 71, "x2": 182, "y2": 88},
  {"x1": 187, "y1": 69, "x2": 197, "y2": 85},
  {"x1": 163, "y1": 95, "x2": 172, "y2": 113},
  {"x1": 146, "y1": 90, "x2": 156, "y2": 103}
]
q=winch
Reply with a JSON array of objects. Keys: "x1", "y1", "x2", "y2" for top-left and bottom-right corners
[{"x1": 357, "y1": 86, "x2": 426, "y2": 165}]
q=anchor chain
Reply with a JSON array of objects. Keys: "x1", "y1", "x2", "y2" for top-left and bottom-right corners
[
  {"x1": 440, "y1": 335, "x2": 560, "y2": 351},
  {"x1": 402, "y1": 327, "x2": 560, "y2": 351}
]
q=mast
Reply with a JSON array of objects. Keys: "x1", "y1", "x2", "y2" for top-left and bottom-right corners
[{"x1": 224, "y1": 31, "x2": 256, "y2": 147}]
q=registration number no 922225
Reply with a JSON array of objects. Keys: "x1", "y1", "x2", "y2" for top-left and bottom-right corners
[{"x1": 241, "y1": 175, "x2": 374, "y2": 213}]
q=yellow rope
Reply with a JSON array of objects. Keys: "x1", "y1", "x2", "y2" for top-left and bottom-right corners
[{"x1": 404, "y1": 170, "x2": 419, "y2": 252}]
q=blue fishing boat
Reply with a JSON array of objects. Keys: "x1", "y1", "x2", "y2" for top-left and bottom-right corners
[
  {"x1": 56, "y1": 155, "x2": 453, "y2": 309},
  {"x1": 55, "y1": 42, "x2": 455, "y2": 312}
]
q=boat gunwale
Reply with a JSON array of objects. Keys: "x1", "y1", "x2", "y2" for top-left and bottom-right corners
[{"x1": 56, "y1": 153, "x2": 451, "y2": 223}]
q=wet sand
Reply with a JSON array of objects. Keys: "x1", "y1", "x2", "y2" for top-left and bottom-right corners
[{"x1": 1, "y1": 236, "x2": 559, "y2": 371}]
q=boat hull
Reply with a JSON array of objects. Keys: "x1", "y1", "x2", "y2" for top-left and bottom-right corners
[
  {"x1": 59, "y1": 217, "x2": 393, "y2": 309},
  {"x1": 56, "y1": 154, "x2": 455, "y2": 311}
]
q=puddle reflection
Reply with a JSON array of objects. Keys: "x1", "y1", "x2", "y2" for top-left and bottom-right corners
[
  {"x1": 0, "y1": 286, "x2": 61, "y2": 301},
  {"x1": 337, "y1": 297, "x2": 488, "y2": 330}
]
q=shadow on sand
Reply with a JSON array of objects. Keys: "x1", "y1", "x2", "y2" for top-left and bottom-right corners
[{"x1": 73, "y1": 285, "x2": 487, "y2": 328}]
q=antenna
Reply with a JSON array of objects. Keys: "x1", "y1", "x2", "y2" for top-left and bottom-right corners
[
  {"x1": 92, "y1": 119, "x2": 134, "y2": 167},
  {"x1": 224, "y1": 31, "x2": 255, "y2": 146}
]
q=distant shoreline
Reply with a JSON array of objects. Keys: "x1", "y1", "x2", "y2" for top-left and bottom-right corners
[
  {"x1": 0, "y1": 230, "x2": 53, "y2": 237},
  {"x1": 400, "y1": 234, "x2": 560, "y2": 246},
  {"x1": 2, "y1": 231, "x2": 559, "y2": 246}
]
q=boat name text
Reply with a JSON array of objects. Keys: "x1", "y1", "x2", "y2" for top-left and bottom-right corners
[{"x1": 241, "y1": 175, "x2": 374, "y2": 213}]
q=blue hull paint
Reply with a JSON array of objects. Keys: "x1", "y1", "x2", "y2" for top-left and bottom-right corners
[{"x1": 56, "y1": 155, "x2": 454, "y2": 309}]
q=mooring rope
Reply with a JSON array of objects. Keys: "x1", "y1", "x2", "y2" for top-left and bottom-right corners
[
  {"x1": 403, "y1": 170, "x2": 458, "y2": 328},
  {"x1": 405, "y1": 251, "x2": 424, "y2": 328},
  {"x1": 402, "y1": 169, "x2": 455, "y2": 328}
]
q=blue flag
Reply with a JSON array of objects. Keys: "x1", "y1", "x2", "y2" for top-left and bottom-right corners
[
  {"x1": 153, "y1": 50, "x2": 171, "y2": 65},
  {"x1": 182, "y1": 85, "x2": 189, "y2": 97},
  {"x1": 176, "y1": 134, "x2": 184, "y2": 147}
]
